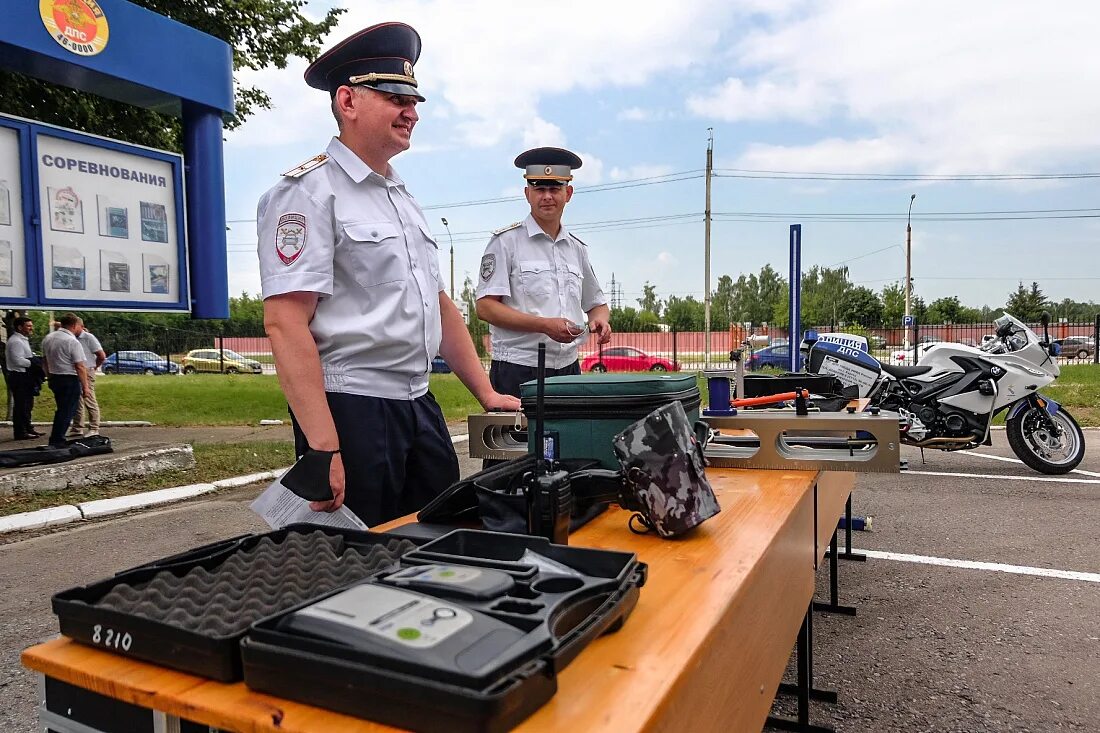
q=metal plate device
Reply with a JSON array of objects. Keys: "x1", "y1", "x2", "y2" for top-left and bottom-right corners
[
  {"x1": 469, "y1": 410, "x2": 901, "y2": 473},
  {"x1": 704, "y1": 410, "x2": 900, "y2": 473}
]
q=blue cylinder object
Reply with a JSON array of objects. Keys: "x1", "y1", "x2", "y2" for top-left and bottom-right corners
[{"x1": 703, "y1": 372, "x2": 736, "y2": 416}]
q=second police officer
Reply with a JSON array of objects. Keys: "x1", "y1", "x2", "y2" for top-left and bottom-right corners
[{"x1": 476, "y1": 148, "x2": 612, "y2": 398}]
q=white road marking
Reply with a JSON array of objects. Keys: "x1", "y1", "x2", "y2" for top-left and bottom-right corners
[
  {"x1": 967, "y1": 450, "x2": 1100, "y2": 478},
  {"x1": 859, "y1": 549, "x2": 1100, "y2": 584},
  {"x1": 906, "y1": 470, "x2": 1100, "y2": 484},
  {"x1": 452, "y1": 434, "x2": 469, "y2": 444}
]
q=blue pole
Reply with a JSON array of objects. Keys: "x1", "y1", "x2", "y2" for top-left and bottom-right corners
[
  {"x1": 182, "y1": 102, "x2": 229, "y2": 319},
  {"x1": 788, "y1": 224, "x2": 802, "y2": 372}
]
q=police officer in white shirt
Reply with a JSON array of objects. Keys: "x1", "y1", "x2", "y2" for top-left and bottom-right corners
[
  {"x1": 475, "y1": 147, "x2": 612, "y2": 398},
  {"x1": 41, "y1": 313, "x2": 91, "y2": 447},
  {"x1": 5, "y1": 316, "x2": 43, "y2": 440},
  {"x1": 257, "y1": 22, "x2": 519, "y2": 526}
]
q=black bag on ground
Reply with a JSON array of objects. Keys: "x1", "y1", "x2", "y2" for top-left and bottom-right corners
[
  {"x1": 0, "y1": 435, "x2": 112, "y2": 468},
  {"x1": 417, "y1": 455, "x2": 607, "y2": 533}
]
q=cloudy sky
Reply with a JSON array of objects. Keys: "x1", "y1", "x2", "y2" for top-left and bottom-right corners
[{"x1": 223, "y1": 0, "x2": 1100, "y2": 316}]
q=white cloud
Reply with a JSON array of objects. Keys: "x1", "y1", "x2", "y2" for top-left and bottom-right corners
[
  {"x1": 656, "y1": 251, "x2": 677, "y2": 266},
  {"x1": 689, "y1": 0, "x2": 1100, "y2": 174},
  {"x1": 617, "y1": 107, "x2": 669, "y2": 122}
]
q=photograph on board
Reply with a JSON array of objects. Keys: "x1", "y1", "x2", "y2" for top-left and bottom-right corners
[
  {"x1": 97, "y1": 195, "x2": 129, "y2": 238},
  {"x1": 0, "y1": 240, "x2": 11, "y2": 287},
  {"x1": 100, "y1": 250, "x2": 130, "y2": 292},
  {"x1": 52, "y1": 244, "x2": 86, "y2": 290},
  {"x1": 48, "y1": 186, "x2": 84, "y2": 234},
  {"x1": 143, "y1": 252, "x2": 169, "y2": 294},
  {"x1": 139, "y1": 201, "x2": 169, "y2": 243},
  {"x1": 0, "y1": 180, "x2": 10, "y2": 226}
]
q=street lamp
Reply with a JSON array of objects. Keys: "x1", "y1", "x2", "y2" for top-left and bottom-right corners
[
  {"x1": 440, "y1": 215, "x2": 453, "y2": 299},
  {"x1": 904, "y1": 193, "x2": 916, "y2": 352}
]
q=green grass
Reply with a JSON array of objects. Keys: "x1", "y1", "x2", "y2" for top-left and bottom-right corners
[
  {"x1": 0, "y1": 440, "x2": 294, "y2": 517},
  {"x1": 24, "y1": 365, "x2": 1099, "y2": 428}
]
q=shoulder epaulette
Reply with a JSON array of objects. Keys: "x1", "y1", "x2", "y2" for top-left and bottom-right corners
[
  {"x1": 282, "y1": 153, "x2": 329, "y2": 178},
  {"x1": 569, "y1": 232, "x2": 589, "y2": 247},
  {"x1": 492, "y1": 221, "x2": 522, "y2": 236}
]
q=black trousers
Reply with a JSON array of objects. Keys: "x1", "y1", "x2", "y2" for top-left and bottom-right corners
[
  {"x1": 48, "y1": 374, "x2": 82, "y2": 447},
  {"x1": 8, "y1": 371, "x2": 35, "y2": 437},
  {"x1": 292, "y1": 391, "x2": 459, "y2": 527},
  {"x1": 488, "y1": 359, "x2": 581, "y2": 399}
]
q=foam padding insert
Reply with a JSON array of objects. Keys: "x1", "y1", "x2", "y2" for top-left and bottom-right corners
[{"x1": 92, "y1": 531, "x2": 415, "y2": 637}]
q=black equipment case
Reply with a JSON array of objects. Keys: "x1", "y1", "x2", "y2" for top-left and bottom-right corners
[
  {"x1": 519, "y1": 373, "x2": 701, "y2": 469},
  {"x1": 241, "y1": 529, "x2": 646, "y2": 733}
]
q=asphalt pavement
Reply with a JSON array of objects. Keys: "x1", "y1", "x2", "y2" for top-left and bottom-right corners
[{"x1": 0, "y1": 426, "x2": 1097, "y2": 732}]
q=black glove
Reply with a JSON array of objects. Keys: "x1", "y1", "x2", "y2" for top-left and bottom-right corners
[{"x1": 281, "y1": 448, "x2": 338, "y2": 502}]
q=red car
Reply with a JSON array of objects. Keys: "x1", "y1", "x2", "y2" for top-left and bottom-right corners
[{"x1": 581, "y1": 346, "x2": 679, "y2": 373}]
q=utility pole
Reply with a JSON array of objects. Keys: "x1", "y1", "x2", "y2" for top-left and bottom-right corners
[
  {"x1": 704, "y1": 128, "x2": 714, "y2": 368},
  {"x1": 904, "y1": 193, "x2": 916, "y2": 350},
  {"x1": 441, "y1": 217, "x2": 455, "y2": 300}
]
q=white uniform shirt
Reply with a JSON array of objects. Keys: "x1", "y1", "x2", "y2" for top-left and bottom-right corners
[
  {"x1": 78, "y1": 330, "x2": 103, "y2": 371},
  {"x1": 5, "y1": 332, "x2": 33, "y2": 373},
  {"x1": 257, "y1": 137, "x2": 445, "y2": 400},
  {"x1": 42, "y1": 328, "x2": 84, "y2": 376},
  {"x1": 476, "y1": 214, "x2": 607, "y2": 369}
]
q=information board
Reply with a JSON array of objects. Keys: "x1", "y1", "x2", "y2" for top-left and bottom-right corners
[{"x1": 0, "y1": 113, "x2": 189, "y2": 311}]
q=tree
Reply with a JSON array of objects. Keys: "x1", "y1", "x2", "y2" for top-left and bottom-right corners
[
  {"x1": 610, "y1": 307, "x2": 641, "y2": 333},
  {"x1": 1005, "y1": 281, "x2": 1048, "y2": 322},
  {"x1": 801, "y1": 266, "x2": 851, "y2": 327},
  {"x1": 460, "y1": 276, "x2": 489, "y2": 357},
  {"x1": 637, "y1": 282, "x2": 662, "y2": 317},
  {"x1": 881, "y1": 282, "x2": 905, "y2": 327},
  {"x1": 926, "y1": 296, "x2": 964, "y2": 324},
  {"x1": 0, "y1": 1, "x2": 344, "y2": 151},
  {"x1": 840, "y1": 286, "x2": 884, "y2": 327},
  {"x1": 711, "y1": 275, "x2": 734, "y2": 331},
  {"x1": 664, "y1": 295, "x2": 705, "y2": 331},
  {"x1": 637, "y1": 311, "x2": 661, "y2": 332}
]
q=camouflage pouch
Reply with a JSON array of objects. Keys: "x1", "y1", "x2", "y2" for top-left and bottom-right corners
[{"x1": 611, "y1": 400, "x2": 720, "y2": 538}]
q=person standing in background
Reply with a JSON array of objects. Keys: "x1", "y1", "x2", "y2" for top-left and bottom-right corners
[
  {"x1": 5, "y1": 317, "x2": 43, "y2": 440},
  {"x1": 69, "y1": 326, "x2": 106, "y2": 437},
  {"x1": 41, "y1": 313, "x2": 91, "y2": 447}
]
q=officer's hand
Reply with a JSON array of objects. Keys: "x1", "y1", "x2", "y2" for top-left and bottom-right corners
[
  {"x1": 590, "y1": 318, "x2": 613, "y2": 345},
  {"x1": 542, "y1": 317, "x2": 581, "y2": 344},
  {"x1": 310, "y1": 452, "x2": 346, "y2": 513},
  {"x1": 82, "y1": 386, "x2": 92, "y2": 400},
  {"x1": 482, "y1": 391, "x2": 522, "y2": 412}
]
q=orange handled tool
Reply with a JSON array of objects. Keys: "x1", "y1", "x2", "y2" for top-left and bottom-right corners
[{"x1": 731, "y1": 389, "x2": 809, "y2": 408}]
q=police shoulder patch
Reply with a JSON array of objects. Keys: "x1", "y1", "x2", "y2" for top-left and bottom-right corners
[
  {"x1": 275, "y1": 213, "x2": 307, "y2": 265},
  {"x1": 480, "y1": 253, "x2": 497, "y2": 282},
  {"x1": 492, "y1": 221, "x2": 522, "y2": 236},
  {"x1": 282, "y1": 153, "x2": 329, "y2": 178}
]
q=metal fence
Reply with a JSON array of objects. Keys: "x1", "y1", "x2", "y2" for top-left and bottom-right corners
[{"x1": 92, "y1": 316, "x2": 1100, "y2": 375}]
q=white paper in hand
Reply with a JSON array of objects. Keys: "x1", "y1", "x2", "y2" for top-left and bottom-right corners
[{"x1": 250, "y1": 473, "x2": 368, "y2": 531}]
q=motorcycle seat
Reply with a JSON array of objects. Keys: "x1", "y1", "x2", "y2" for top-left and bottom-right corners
[{"x1": 881, "y1": 363, "x2": 933, "y2": 378}]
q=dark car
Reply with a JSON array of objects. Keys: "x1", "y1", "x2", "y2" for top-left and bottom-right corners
[
  {"x1": 580, "y1": 346, "x2": 678, "y2": 373},
  {"x1": 101, "y1": 350, "x2": 179, "y2": 375},
  {"x1": 746, "y1": 344, "x2": 790, "y2": 370},
  {"x1": 1053, "y1": 336, "x2": 1095, "y2": 359},
  {"x1": 431, "y1": 356, "x2": 452, "y2": 374}
]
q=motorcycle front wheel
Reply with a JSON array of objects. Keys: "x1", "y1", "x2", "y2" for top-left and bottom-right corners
[{"x1": 1006, "y1": 406, "x2": 1086, "y2": 474}]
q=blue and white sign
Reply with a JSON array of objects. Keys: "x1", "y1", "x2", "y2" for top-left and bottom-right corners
[
  {"x1": 0, "y1": 113, "x2": 188, "y2": 311},
  {"x1": 903, "y1": 315, "x2": 915, "y2": 327}
]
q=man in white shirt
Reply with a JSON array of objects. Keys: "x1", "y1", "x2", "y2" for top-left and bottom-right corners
[
  {"x1": 41, "y1": 314, "x2": 91, "y2": 447},
  {"x1": 257, "y1": 22, "x2": 519, "y2": 526},
  {"x1": 5, "y1": 316, "x2": 42, "y2": 440},
  {"x1": 69, "y1": 327, "x2": 106, "y2": 437},
  {"x1": 476, "y1": 147, "x2": 612, "y2": 398}
]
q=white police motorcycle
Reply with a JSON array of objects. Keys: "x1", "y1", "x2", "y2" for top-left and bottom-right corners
[{"x1": 807, "y1": 313, "x2": 1086, "y2": 474}]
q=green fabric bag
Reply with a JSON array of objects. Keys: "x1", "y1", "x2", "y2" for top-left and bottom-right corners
[{"x1": 520, "y1": 373, "x2": 701, "y2": 470}]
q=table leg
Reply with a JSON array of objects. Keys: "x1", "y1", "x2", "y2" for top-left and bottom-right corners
[
  {"x1": 767, "y1": 609, "x2": 836, "y2": 733},
  {"x1": 825, "y1": 495, "x2": 868, "y2": 562},
  {"x1": 814, "y1": 530, "x2": 857, "y2": 616}
]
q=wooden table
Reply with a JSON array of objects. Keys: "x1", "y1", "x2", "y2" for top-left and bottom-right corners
[{"x1": 23, "y1": 467, "x2": 854, "y2": 733}]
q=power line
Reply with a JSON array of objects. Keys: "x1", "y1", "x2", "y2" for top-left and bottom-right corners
[{"x1": 713, "y1": 168, "x2": 1100, "y2": 181}]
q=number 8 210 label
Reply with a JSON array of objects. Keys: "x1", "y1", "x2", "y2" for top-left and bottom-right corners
[{"x1": 91, "y1": 624, "x2": 133, "y2": 651}]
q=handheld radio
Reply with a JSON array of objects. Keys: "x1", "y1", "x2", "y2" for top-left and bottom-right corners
[{"x1": 525, "y1": 342, "x2": 572, "y2": 544}]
